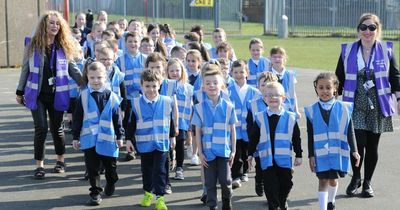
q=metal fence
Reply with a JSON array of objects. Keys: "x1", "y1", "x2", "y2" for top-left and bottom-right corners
[
  {"x1": 46, "y1": 0, "x2": 242, "y2": 33},
  {"x1": 263, "y1": 0, "x2": 400, "y2": 39}
]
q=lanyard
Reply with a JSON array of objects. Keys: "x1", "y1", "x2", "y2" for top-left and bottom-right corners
[
  {"x1": 363, "y1": 45, "x2": 374, "y2": 80},
  {"x1": 49, "y1": 44, "x2": 56, "y2": 78}
]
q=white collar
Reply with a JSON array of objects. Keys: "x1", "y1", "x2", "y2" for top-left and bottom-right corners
[
  {"x1": 88, "y1": 84, "x2": 106, "y2": 93},
  {"x1": 267, "y1": 106, "x2": 284, "y2": 116},
  {"x1": 272, "y1": 67, "x2": 286, "y2": 78},
  {"x1": 318, "y1": 98, "x2": 336, "y2": 110},
  {"x1": 188, "y1": 70, "x2": 200, "y2": 77},
  {"x1": 143, "y1": 94, "x2": 159, "y2": 104}
]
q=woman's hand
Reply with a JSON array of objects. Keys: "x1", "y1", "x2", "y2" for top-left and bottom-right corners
[
  {"x1": 353, "y1": 152, "x2": 361, "y2": 167},
  {"x1": 16, "y1": 95, "x2": 24, "y2": 105}
]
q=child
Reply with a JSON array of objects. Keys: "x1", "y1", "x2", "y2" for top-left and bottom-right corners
[
  {"x1": 216, "y1": 42, "x2": 234, "y2": 65},
  {"x1": 190, "y1": 25, "x2": 212, "y2": 50},
  {"x1": 186, "y1": 42, "x2": 211, "y2": 62},
  {"x1": 140, "y1": 37, "x2": 155, "y2": 56},
  {"x1": 159, "y1": 23, "x2": 180, "y2": 57},
  {"x1": 304, "y1": 72, "x2": 360, "y2": 210},
  {"x1": 209, "y1": 28, "x2": 237, "y2": 60},
  {"x1": 147, "y1": 23, "x2": 168, "y2": 58},
  {"x1": 246, "y1": 72, "x2": 278, "y2": 197},
  {"x1": 125, "y1": 69, "x2": 174, "y2": 210},
  {"x1": 118, "y1": 18, "x2": 128, "y2": 31},
  {"x1": 71, "y1": 28, "x2": 82, "y2": 44},
  {"x1": 166, "y1": 58, "x2": 194, "y2": 180},
  {"x1": 228, "y1": 59, "x2": 262, "y2": 189},
  {"x1": 186, "y1": 49, "x2": 203, "y2": 92},
  {"x1": 96, "y1": 10, "x2": 108, "y2": 23},
  {"x1": 85, "y1": 22, "x2": 106, "y2": 58},
  {"x1": 192, "y1": 64, "x2": 237, "y2": 210},
  {"x1": 217, "y1": 58, "x2": 235, "y2": 89},
  {"x1": 72, "y1": 61, "x2": 124, "y2": 206},
  {"x1": 170, "y1": 46, "x2": 187, "y2": 63},
  {"x1": 247, "y1": 38, "x2": 271, "y2": 87},
  {"x1": 247, "y1": 81, "x2": 302, "y2": 210},
  {"x1": 73, "y1": 12, "x2": 90, "y2": 46},
  {"x1": 269, "y1": 46, "x2": 301, "y2": 118},
  {"x1": 115, "y1": 31, "x2": 147, "y2": 161}
]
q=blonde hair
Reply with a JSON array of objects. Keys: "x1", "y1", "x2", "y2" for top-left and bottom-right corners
[
  {"x1": 166, "y1": 58, "x2": 187, "y2": 83},
  {"x1": 357, "y1": 13, "x2": 382, "y2": 41},
  {"x1": 266, "y1": 81, "x2": 285, "y2": 96},
  {"x1": 258, "y1": 72, "x2": 278, "y2": 84},
  {"x1": 28, "y1": 11, "x2": 75, "y2": 60},
  {"x1": 186, "y1": 49, "x2": 203, "y2": 70},
  {"x1": 82, "y1": 61, "x2": 107, "y2": 84}
]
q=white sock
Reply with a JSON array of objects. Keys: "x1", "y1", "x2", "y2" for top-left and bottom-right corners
[
  {"x1": 328, "y1": 184, "x2": 338, "y2": 203},
  {"x1": 318, "y1": 191, "x2": 328, "y2": 210}
]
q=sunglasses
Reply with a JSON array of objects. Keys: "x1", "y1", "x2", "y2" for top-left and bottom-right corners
[{"x1": 358, "y1": 24, "x2": 377, "y2": 31}]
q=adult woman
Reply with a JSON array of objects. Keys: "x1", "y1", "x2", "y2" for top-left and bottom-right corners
[
  {"x1": 335, "y1": 13, "x2": 400, "y2": 198},
  {"x1": 16, "y1": 11, "x2": 83, "y2": 179}
]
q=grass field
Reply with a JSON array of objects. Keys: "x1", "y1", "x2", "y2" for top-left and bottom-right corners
[{"x1": 73, "y1": 13, "x2": 400, "y2": 71}]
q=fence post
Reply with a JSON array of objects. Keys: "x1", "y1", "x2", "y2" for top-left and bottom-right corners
[
  {"x1": 278, "y1": 15, "x2": 288, "y2": 38},
  {"x1": 214, "y1": 0, "x2": 220, "y2": 28}
]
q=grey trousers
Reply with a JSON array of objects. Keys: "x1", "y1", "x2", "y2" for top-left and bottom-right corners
[{"x1": 204, "y1": 157, "x2": 232, "y2": 207}]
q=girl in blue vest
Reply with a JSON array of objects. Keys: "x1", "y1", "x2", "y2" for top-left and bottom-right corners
[
  {"x1": 166, "y1": 58, "x2": 194, "y2": 180},
  {"x1": 115, "y1": 31, "x2": 147, "y2": 161},
  {"x1": 247, "y1": 38, "x2": 271, "y2": 87},
  {"x1": 247, "y1": 81, "x2": 302, "y2": 210},
  {"x1": 246, "y1": 72, "x2": 278, "y2": 197},
  {"x1": 229, "y1": 59, "x2": 262, "y2": 189},
  {"x1": 305, "y1": 72, "x2": 360, "y2": 210},
  {"x1": 125, "y1": 69, "x2": 174, "y2": 210},
  {"x1": 209, "y1": 28, "x2": 238, "y2": 60},
  {"x1": 192, "y1": 65, "x2": 238, "y2": 210},
  {"x1": 118, "y1": 18, "x2": 145, "y2": 50},
  {"x1": 335, "y1": 13, "x2": 400, "y2": 198},
  {"x1": 84, "y1": 22, "x2": 106, "y2": 59},
  {"x1": 72, "y1": 61, "x2": 124, "y2": 206},
  {"x1": 147, "y1": 23, "x2": 168, "y2": 58},
  {"x1": 216, "y1": 42, "x2": 234, "y2": 68},
  {"x1": 16, "y1": 11, "x2": 83, "y2": 179},
  {"x1": 268, "y1": 46, "x2": 301, "y2": 118},
  {"x1": 140, "y1": 37, "x2": 156, "y2": 56},
  {"x1": 145, "y1": 52, "x2": 179, "y2": 195}
]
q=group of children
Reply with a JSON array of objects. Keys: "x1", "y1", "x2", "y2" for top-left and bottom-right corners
[{"x1": 62, "y1": 10, "x2": 361, "y2": 210}]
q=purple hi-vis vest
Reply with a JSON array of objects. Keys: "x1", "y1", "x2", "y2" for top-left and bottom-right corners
[
  {"x1": 24, "y1": 45, "x2": 70, "y2": 111},
  {"x1": 341, "y1": 41, "x2": 395, "y2": 117}
]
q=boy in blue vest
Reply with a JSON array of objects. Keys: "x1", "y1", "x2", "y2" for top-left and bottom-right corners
[
  {"x1": 125, "y1": 69, "x2": 174, "y2": 210},
  {"x1": 72, "y1": 61, "x2": 124, "y2": 206},
  {"x1": 247, "y1": 81, "x2": 302, "y2": 210},
  {"x1": 192, "y1": 64, "x2": 238, "y2": 210}
]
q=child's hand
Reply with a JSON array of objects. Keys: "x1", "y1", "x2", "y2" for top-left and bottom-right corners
[
  {"x1": 72, "y1": 140, "x2": 80, "y2": 150},
  {"x1": 199, "y1": 153, "x2": 209, "y2": 168},
  {"x1": 309, "y1": 156, "x2": 316, "y2": 172},
  {"x1": 175, "y1": 128, "x2": 179, "y2": 136},
  {"x1": 126, "y1": 140, "x2": 135, "y2": 153},
  {"x1": 294, "y1": 157, "x2": 302, "y2": 166},
  {"x1": 296, "y1": 111, "x2": 302, "y2": 119},
  {"x1": 116, "y1": 139, "x2": 123, "y2": 148},
  {"x1": 353, "y1": 152, "x2": 361, "y2": 167},
  {"x1": 228, "y1": 152, "x2": 236, "y2": 168},
  {"x1": 247, "y1": 156, "x2": 254, "y2": 171},
  {"x1": 170, "y1": 137, "x2": 176, "y2": 149}
]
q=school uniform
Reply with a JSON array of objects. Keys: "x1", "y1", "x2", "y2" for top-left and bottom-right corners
[
  {"x1": 246, "y1": 98, "x2": 268, "y2": 189},
  {"x1": 247, "y1": 57, "x2": 271, "y2": 87},
  {"x1": 72, "y1": 87, "x2": 123, "y2": 197},
  {"x1": 269, "y1": 67, "x2": 297, "y2": 112},
  {"x1": 304, "y1": 99, "x2": 357, "y2": 179},
  {"x1": 67, "y1": 58, "x2": 85, "y2": 115},
  {"x1": 249, "y1": 107, "x2": 302, "y2": 210},
  {"x1": 126, "y1": 94, "x2": 174, "y2": 196},
  {"x1": 192, "y1": 95, "x2": 238, "y2": 208},
  {"x1": 73, "y1": 25, "x2": 91, "y2": 46},
  {"x1": 187, "y1": 70, "x2": 202, "y2": 92},
  {"x1": 228, "y1": 82, "x2": 262, "y2": 180},
  {"x1": 106, "y1": 65, "x2": 127, "y2": 111}
]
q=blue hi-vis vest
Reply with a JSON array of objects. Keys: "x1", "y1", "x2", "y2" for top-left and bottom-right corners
[
  {"x1": 160, "y1": 79, "x2": 177, "y2": 97},
  {"x1": 194, "y1": 98, "x2": 235, "y2": 161},
  {"x1": 304, "y1": 101, "x2": 353, "y2": 173},
  {"x1": 132, "y1": 96, "x2": 173, "y2": 153},
  {"x1": 187, "y1": 71, "x2": 202, "y2": 92},
  {"x1": 247, "y1": 98, "x2": 268, "y2": 157},
  {"x1": 228, "y1": 84, "x2": 262, "y2": 141},
  {"x1": 269, "y1": 69, "x2": 297, "y2": 112},
  {"x1": 68, "y1": 59, "x2": 85, "y2": 98},
  {"x1": 255, "y1": 110, "x2": 296, "y2": 170},
  {"x1": 79, "y1": 89, "x2": 122, "y2": 157},
  {"x1": 116, "y1": 52, "x2": 146, "y2": 99},
  {"x1": 107, "y1": 66, "x2": 125, "y2": 97},
  {"x1": 247, "y1": 57, "x2": 271, "y2": 87},
  {"x1": 176, "y1": 82, "x2": 194, "y2": 131}
]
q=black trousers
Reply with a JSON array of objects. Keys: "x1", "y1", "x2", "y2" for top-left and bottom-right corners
[
  {"x1": 231, "y1": 140, "x2": 248, "y2": 179},
  {"x1": 31, "y1": 95, "x2": 65, "y2": 160},
  {"x1": 351, "y1": 129, "x2": 381, "y2": 181},
  {"x1": 254, "y1": 156, "x2": 263, "y2": 184},
  {"x1": 175, "y1": 136, "x2": 185, "y2": 168},
  {"x1": 263, "y1": 165, "x2": 293, "y2": 209},
  {"x1": 141, "y1": 150, "x2": 167, "y2": 196},
  {"x1": 84, "y1": 147, "x2": 118, "y2": 196}
]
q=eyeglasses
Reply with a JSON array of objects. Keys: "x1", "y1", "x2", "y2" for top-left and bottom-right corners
[
  {"x1": 358, "y1": 24, "x2": 377, "y2": 32},
  {"x1": 98, "y1": 58, "x2": 113, "y2": 62}
]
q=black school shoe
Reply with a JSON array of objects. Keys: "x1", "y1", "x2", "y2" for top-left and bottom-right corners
[
  {"x1": 255, "y1": 181, "x2": 264, "y2": 196},
  {"x1": 346, "y1": 176, "x2": 361, "y2": 196},
  {"x1": 327, "y1": 202, "x2": 336, "y2": 210},
  {"x1": 222, "y1": 198, "x2": 232, "y2": 210},
  {"x1": 104, "y1": 183, "x2": 115, "y2": 196},
  {"x1": 88, "y1": 194, "x2": 102, "y2": 206},
  {"x1": 361, "y1": 180, "x2": 374, "y2": 198}
]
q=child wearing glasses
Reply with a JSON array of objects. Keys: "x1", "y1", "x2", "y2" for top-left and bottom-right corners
[{"x1": 247, "y1": 81, "x2": 302, "y2": 210}]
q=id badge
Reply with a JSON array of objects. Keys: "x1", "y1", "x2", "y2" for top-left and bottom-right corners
[
  {"x1": 363, "y1": 80, "x2": 375, "y2": 90},
  {"x1": 48, "y1": 77, "x2": 55, "y2": 86}
]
